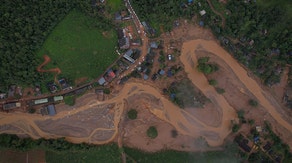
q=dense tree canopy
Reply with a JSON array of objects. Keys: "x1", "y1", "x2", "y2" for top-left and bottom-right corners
[{"x1": 0, "y1": 0, "x2": 114, "y2": 91}]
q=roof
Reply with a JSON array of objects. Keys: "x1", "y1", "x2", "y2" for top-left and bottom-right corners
[
  {"x1": 115, "y1": 12, "x2": 122, "y2": 20},
  {"x1": 54, "y1": 96, "x2": 63, "y2": 102},
  {"x1": 143, "y1": 74, "x2": 149, "y2": 80},
  {"x1": 123, "y1": 54, "x2": 135, "y2": 63},
  {"x1": 125, "y1": 49, "x2": 134, "y2": 57},
  {"x1": 34, "y1": 98, "x2": 48, "y2": 105},
  {"x1": 107, "y1": 69, "x2": 116, "y2": 78},
  {"x1": 159, "y1": 69, "x2": 165, "y2": 75},
  {"x1": 117, "y1": 28, "x2": 124, "y2": 39},
  {"x1": 118, "y1": 37, "x2": 130, "y2": 49},
  {"x1": 150, "y1": 42, "x2": 158, "y2": 48},
  {"x1": 199, "y1": 10, "x2": 206, "y2": 16},
  {"x1": 98, "y1": 77, "x2": 106, "y2": 85},
  {"x1": 47, "y1": 105, "x2": 56, "y2": 116},
  {"x1": 3, "y1": 102, "x2": 21, "y2": 110}
]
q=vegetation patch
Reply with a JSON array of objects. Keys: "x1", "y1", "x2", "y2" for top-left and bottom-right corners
[
  {"x1": 64, "y1": 96, "x2": 75, "y2": 106},
  {"x1": 37, "y1": 10, "x2": 118, "y2": 83},
  {"x1": 197, "y1": 57, "x2": 219, "y2": 75},
  {"x1": 166, "y1": 79, "x2": 209, "y2": 108},
  {"x1": 147, "y1": 126, "x2": 158, "y2": 139},
  {"x1": 215, "y1": 87, "x2": 225, "y2": 94},
  {"x1": 124, "y1": 143, "x2": 240, "y2": 163},
  {"x1": 46, "y1": 145, "x2": 120, "y2": 163},
  {"x1": 108, "y1": 0, "x2": 123, "y2": 12},
  {"x1": 248, "y1": 99, "x2": 258, "y2": 107},
  {"x1": 127, "y1": 109, "x2": 138, "y2": 120}
]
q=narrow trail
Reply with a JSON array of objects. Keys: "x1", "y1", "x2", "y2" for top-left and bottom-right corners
[
  {"x1": 37, "y1": 55, "x2": 61, "y2": 83},
  {"x1": 206, "y1": 0, "x2": 226, "y2": 28}
]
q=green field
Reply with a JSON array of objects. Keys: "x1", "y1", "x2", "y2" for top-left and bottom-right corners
[
  {"x1": 124, "y1": 146, "x2": 239, "y2": 163},
  {"x1": 37, "y1": 9, "x2": 118, "y2": 82},
  {"x1": 108, "y1": 0, "x2": 123, "y2": 12},
  {"x1": 46, "y1": 144, "x2": 120, "y2": 163}
]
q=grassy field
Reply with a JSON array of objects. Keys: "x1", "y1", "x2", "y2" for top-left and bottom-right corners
[
  {"x1": 37, "y1": 9, "x2": 118, "y2": 83},
  {"x1": 0, "y1": 150, "x2": 45, "y2": 163},
  {"x1": 124, "y1": 146, "x2": 239, "y2": 163},
  {"x1": 46, "y1": 144, "x2": 120, "y2": 163},
  {"x1": 108, "y1": 0, "x2": 123, "y2": 12}
]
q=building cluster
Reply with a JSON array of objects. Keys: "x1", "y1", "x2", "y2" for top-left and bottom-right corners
[{"x1": 234, "y1": 126, "x2": 284, "y2": 162}]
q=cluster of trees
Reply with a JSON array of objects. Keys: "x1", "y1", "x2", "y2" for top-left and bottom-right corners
[
  {"x1": 218, "y1": 1, "x2": 292, "y2": 85},
  {"x1": 0, "y1": 0, "x2": 115, "y2": 92},
  {"x1": 131, "y1": 0, "x2": 291, "y2": 86},
  {"x1": 0, "y1": 133, "x2": 107, "y2": 151},
  {"x1": 130, "y1": 0, "x2": 218, "y2": 34},
  {"x1": 197, "y1": 57, "x2": 219, "y2": 74},
  {"x1": 147, "y1": 126, "x2": 158, "y2": 139}
]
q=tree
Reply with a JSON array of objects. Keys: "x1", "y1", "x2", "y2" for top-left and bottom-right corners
[
  {"x1": 127, "y1": 109, "x2": 137, "y2": 120},
  {"x1": 103, "y1": 88, "x2": 110, "y2": 94},
  {"x1": 208, "y1": 79, "x2": 218, "y2": 86},
  {"x1": 248, "y1": 119, "x2": 255, "y2": 126},
  {"x1": 237, "y1": 110, "x2": 245, "y2": 119},
  {"x1": 215, "y1": 87, "x2": 225, "y2": 94},
  {"x1": 249, "y1": 99, "x2": 258, "y2": 107},
  {"x1": 147, "y1": 126, "x2": 158, "y2": 139},
  {"x1": 232, "y1": 124, "x2": 240, "y2": 133},
  {"x1": 171, "y1": 130, "x2": 178, "y2": 138}
]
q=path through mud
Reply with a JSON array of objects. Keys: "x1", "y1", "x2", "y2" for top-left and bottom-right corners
[{"x1": 37, "y1": 55, "x2": 61, "y2": 83}]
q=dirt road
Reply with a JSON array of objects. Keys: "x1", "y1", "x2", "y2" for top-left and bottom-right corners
[{"x1": 37, "y1": 55, "x2": 61, "y2": 83}]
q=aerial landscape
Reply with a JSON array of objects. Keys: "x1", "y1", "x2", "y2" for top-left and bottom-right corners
[{"x1": 0, "y1": 0, "x2": 291, "y2": 162}]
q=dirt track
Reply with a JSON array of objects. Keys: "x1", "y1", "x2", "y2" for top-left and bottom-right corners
[{"x1": 37, "y1": 55, "x2": 61, "y2": 83}]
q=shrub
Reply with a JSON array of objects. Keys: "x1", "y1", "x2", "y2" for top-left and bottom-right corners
[
  {"x1": 147, "y1": 126, "x2": 158, "y2": 139},
  {"x1": 198, "y1": 57, "x2": 210, "y2": 64},
  {"x1": 248, "y1": 119, "x2": 255, "y2": 125},
  {"x1": 237, "y1": 110, "x2": 245, "y2": 120},
  {"x1": 249, "y1": 99, "x2": 258, "y2": 107},
  {"x1": 64, "y1": 96, "x2": 75, "y2": 106},
  {"x1": 215, "y1": 87, "x2": 225, "y2": 94},
  {"x1": 104, "y1": 88, "x2": 110, "y2": 94},
  {"x1": 232, "y1": 124, "x2": 240, "y2": 133},
  {"x1": 28, "y1": 108, "x2": 36, "y2": 114},
  {"x1": 127, "y1": 109, "x2": 137, "y2": 120},
  {"x1": 171, "y1": 130, "x2": 178, "y2": 138},
  {"x1": 208, "y1": 79, "x2": 218, "y2": 86}
]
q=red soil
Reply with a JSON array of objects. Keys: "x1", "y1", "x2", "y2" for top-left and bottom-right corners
[{"x1": 37, "y1": 55, "x2": 61, "y2": 83}]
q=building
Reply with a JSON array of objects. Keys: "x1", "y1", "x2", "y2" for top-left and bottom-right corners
[
  {"x1": 104, "y1": 69, "x2": 116, "y2": 82},
  {"x1": 199, "y1": 10, "x2": 206, "y2": 16},
  {"x1": 98, "y1": 77, "x2": 106, "y2": 85},
  {"x1": 142, "y1": 21, "x2": 156, "y2": 36},
  {"x1": 115, "y1": 12, "x2": 122, "y2": 21},
  {"x1": 47, "y1": 82, "x2": 58, "y2": 93},
  {"x1": 53, "y1": 96, "x2": 63, "y2": 102},
  {"x1": 143, "y1": 74, "x2": 149, "y2": 80},
  {"x1": 118, "y1": 37, "x2": 130, "y2": 49},
  {"x1": 123, "y1": 49, "x2": 135, "y2": 63},
  {"x1": 3, "y1": 102, "x2": 21, "y2": 111},
  {"x1": 41, "y1": 105, "x2": 56, "y2": 116},
  {"x1": 58, "y1": 78, "x2": 70, "y2": 90},
  {"x1": 150, "y1": 42, "x2": 158, "y2": 49},
  {"x1": 34, "y1": 98, "x2": 49, "y2": 105}
]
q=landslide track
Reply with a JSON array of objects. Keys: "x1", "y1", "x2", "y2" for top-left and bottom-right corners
[{"x1": 0, "y1": 39, "x2": 291, "y2": 149}]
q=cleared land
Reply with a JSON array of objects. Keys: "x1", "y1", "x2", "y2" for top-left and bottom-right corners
[{"x1": 37, "y1": 10, "x2": 118, "y2": 82}]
